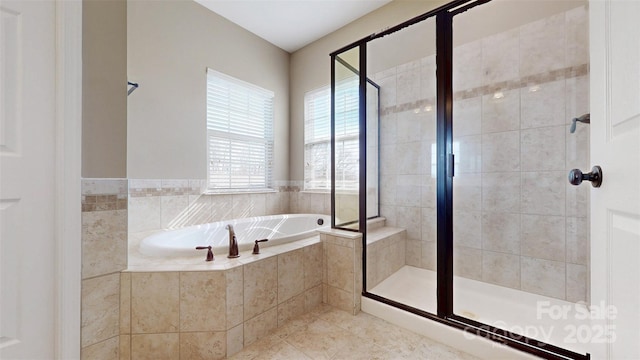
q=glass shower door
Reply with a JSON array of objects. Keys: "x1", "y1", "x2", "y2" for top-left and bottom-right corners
[
  {"x1": 451, "y1": 0, "x2": 590, "y2": 354},
  {"x1": 364, "y1": 16, "x2": 438, "y2": 314}
]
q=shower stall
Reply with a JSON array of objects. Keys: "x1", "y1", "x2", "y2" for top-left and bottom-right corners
[{"x1": 330, "y1": 0, "x2": 590, "y2": 359}]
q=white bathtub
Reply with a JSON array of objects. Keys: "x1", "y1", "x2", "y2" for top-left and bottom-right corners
[{"x1": 139, "y1": 214, "x2": 330, "y2": 257}]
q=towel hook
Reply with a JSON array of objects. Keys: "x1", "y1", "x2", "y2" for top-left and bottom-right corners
[{"x1": 127, "y1": 81, "x2": 139, "y2": 96}]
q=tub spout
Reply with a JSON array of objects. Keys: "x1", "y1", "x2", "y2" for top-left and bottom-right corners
[{"x1": 226, "y1": 224, "x2": 240, "y2": 258}]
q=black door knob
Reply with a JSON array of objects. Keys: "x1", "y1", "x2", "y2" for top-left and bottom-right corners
[{"x1": 568, "y1": 166, "x2": 603, "y2": 188}]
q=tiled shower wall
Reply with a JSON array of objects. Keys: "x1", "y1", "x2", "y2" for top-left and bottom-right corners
[
  {"x1": 375, "y1": 6, "x2": 589, "y2": 302},
  {"x1": 80, "y1": 179, "x2": 128, "y2": 358}
]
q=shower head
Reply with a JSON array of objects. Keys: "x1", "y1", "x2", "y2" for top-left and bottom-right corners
[{"x1": 569, "y1": 113, "x2": 590, "y2": 133}]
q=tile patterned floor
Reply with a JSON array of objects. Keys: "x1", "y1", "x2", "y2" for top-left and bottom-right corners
[{"x1": 229, "y1": 304, "x2": 480, "y2": 360}]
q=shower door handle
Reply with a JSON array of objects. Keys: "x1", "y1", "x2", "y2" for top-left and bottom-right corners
[{"x1": 568, "y1": 166, "x2": 603, "y2": 188}]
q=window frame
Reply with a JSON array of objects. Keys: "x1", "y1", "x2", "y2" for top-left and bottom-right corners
[{"x1": 205, "y1": 69, "x2": 275, "y2": 193}]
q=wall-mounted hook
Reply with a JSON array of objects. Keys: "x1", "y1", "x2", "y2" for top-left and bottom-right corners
[{"x1": 128, "y1": 81, "x2": 139, "y2": 96}]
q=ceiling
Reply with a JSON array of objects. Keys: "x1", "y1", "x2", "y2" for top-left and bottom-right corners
[{"x1": 194, "y1": 0, "x2": 393, "y2": 53}]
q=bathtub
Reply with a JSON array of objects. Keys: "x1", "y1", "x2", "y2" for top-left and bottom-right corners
[{"x1": 139, "y1": 214, "x2": 330, "y2": 257}]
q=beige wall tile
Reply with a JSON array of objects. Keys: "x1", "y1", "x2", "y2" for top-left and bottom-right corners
[
  {"x1": 421, "y1": 175, "x2": 436, "y2": 209},
  {"x1": 396, "y1": 175, "x2": 421, "y2": 207},
  {"x1": 326, "y1": 243, "x2": 354, "y2": 292},
  {"x1": 482, "y1": 251, "x2": 520, "y2": 289},
  {"x1": 397, "y1": 64, "x2": 421, "y2": 105},
  {"x1": 520, "y1": 79, "x2": 566, "y2": 129},
  {"x1": 231, "y1": 193, "x2": 266, "y2": 219},
  {"x1": 82, "y1": 209, "x2": 127, "y2": 279},
  {"x1": 82, "y1": 273, "x2": 120, "y2": 347},
  {"x1": 566, "y1": 217, "x2": 589, "y2": 265},
  {"x1": 81, "y1": 336, "x2": 119, "y2": 360},
  {"x1": 521, "y1": 126, "x2": 566, "y2": 171},
  {"x1": 180, "y1": 271, "x2": 226, "y2": 332},
  {"x1": 482, "y1": 172, "x2": 521, "y2": 213},
  {"x1": 521, "y1": 215, "x2": 566, "y2": 262},
  {"x1": 482, "y1": 28, "x2": 520, "y2": 85},
  {"x1": 131, "y1": 272, "x2": 179, "y2": 333},
  {"x1": 130, "y1": 333, "x2": 179, "y2": 360},
  {"x1": 226, "y1": 266, "x2": 244, "y2": 329},
  {"x1": 186, "y1": 195, "x2": 216, "y2": 225},
  {"x1": 453, "y1": 175, "x2": 481, "y2": 212},
  {"x1": 405, "y1": 239, "x2": 421, "y2": 267},
  {"x1": 396, "y1": 142, "x2": 421, "y2": 176},
  {"x1": 453, "y1": 210, "x2": 482, "y2": 249},
  {"x1": 566, "y1": 263, "x2": 588, "y2": 303},
  {"x1": 521, "y1": 171, "x2": 566, "y2": 216},
  {"x1": 565, "y1": 6, "x2": 588, "y2": 67},
  {"x1": 128, "y1": 196, "x2": 161, "y2": 233},
  {"x1": 278, "y1": 249, "x2": 305, "y2": 303},
  {"x1": 326, "y1": 286, "x2": 354, "y2": 314},
  {"x1": 566, "y1": 178, "x2": 589, "y2": 218},
  {"x1": 396, "y1": 206, "x2": 421, "y2": 240},
  {"x1": 452, "y1": 97, "x2": 482, "y2": 137},
  {"x1": 455, "y1": 135, "x2": 482, "y2": 174},
  {"x1": 482, "y1": 89, "x2": 520, "y2": 133},
  {"x1": 421, "y1": 207, "x2": 437, "y2": 243},
  {"x1": 120, "y1": 273, "x2": 131, "y2": 335},
  {"x1": 481, "y1": 131, "x2": 520, "y2": 172},
  {"x1": 397, "y1": 110, "x2": 422, "y2": 143},
  {"x1": 227, "y1": 324, "x2": 244, "y2": 357},
  {"x1": 521, "y1": 257, "x2": 566, "y2": 299},
  {"x1": 160, "y1": 195, "x2": 189, "y2": 229},
  {"x1": 519, "y1": 13, "x2": 566, "y2": 77},
  {"x1": 303, "y1": 243, "x2": 323, "y2": 289},
  {"x1": 420, "y1": 240, "x2": 436, "y2": 271},
  {"x1": 244, "y1": 257, "x2": 277, "y2": 321},
  {"x1": 481, "y1": 212, "x2": 520, "y2": 254},
  {"x1": 453, "y1": 40, "x2": 483, "y2": 91},
  {"x1": 179, "y1": 331, "x2": 226, "y2": 360},
  {"x1": 244, "y1": 307, "x2": 277, "y2": 347},
  {"x1": 454, "y1": 246, "x2": 482, "y2": 281}
]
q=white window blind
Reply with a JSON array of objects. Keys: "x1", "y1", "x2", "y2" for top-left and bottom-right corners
[
  {"x1": 206, "y1": 69, "x2": 274, "y2": 192},
  {"x1": 304, "y1": 79, "x2": 359, "y2": 191}
]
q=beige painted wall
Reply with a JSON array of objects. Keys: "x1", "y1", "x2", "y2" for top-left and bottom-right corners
[
  {"x1": 127, "y1": 0, "x2": 290, "y2": 180},
  {"x1": 82, "y1": 0, "x2": 127, "y2": 178},
  {"x1": 288, "y1": 0, "x2": 449, "y2": 182}
]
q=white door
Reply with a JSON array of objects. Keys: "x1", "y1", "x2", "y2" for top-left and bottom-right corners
[
  {"x1": 590, "y1": 0, "x2": 640, "y2": 359},
  {"x1": 0, "y1": 0, "x2": 58, "y2": 358}
]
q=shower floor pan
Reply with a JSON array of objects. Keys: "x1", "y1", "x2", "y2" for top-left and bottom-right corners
[{"x1": 368, "y1": 265, "x2": 590, "y2": 356}]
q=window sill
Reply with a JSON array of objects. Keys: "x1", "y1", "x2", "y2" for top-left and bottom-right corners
[
  {"x1": 203, "y1": 189, "x2": 277, "y2": 195},
  {"x1": 300, "y1": 190, "x2": 331, "y2": 194}
]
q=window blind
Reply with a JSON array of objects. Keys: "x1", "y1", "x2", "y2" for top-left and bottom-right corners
[
  {"x1": 304, "y1": 79, "x2": 359, "y2": 191},
  {"x1": 206, "y1": 69, "x2": 274, "y2": 191}
]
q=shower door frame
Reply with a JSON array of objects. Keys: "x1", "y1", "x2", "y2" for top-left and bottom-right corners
[{"x1": 330, "y1": 1, "x2": 590, "y2": 359}]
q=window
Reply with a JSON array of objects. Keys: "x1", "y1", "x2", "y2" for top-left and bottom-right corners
[
  {"x1": 304, "y1": 79, "x2": 359, "y2": 191},
  {"x1": 206, "y1": 69, "x2": 274, "y2": 192}
]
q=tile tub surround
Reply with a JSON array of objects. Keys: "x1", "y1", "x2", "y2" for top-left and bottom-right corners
[
  {"x1": 128, "y1": 179, "x2": 333, "y2": 235},
  {"x1": 81, "y1": 179, "x2": 129, "y2": 359},
  {"x1": 120, "y1": 237, "x2": 325, "y2": 359},
  {"x1": 374, "y1": 5, "x2": 590, "y2": 303}
]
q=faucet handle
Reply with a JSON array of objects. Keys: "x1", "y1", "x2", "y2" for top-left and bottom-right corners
[
  {"x1": 196, "y1": 246, "x2": 214, "y2": 261},
  {"x1": 252, "y1": 239, "x2": 269, "y2": 255}
]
